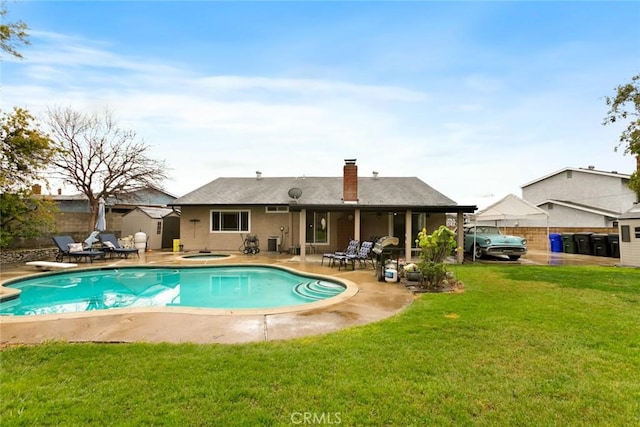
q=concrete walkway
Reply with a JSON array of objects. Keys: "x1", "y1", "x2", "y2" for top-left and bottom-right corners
[{"x1": 0, "y1": 252, "x2": 414, "y2": 345}]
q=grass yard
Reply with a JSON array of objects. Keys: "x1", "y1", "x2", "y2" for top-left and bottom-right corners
[{"x1": 1, "y1": 265, "x2": 639, "y2": 425}]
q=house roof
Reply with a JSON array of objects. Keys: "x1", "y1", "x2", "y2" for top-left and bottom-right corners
[
  {"x1": 171, "y1": 176, "x2": 476, "y2": 212},
  {"x1": 619, "y1": 203, "x2": 640, "y2": 220},
  {"x1": 521, "y1": 167, "x2": 631, "y2": 188},
  {"x1": 539, "y1": 199, "x2": 621, "y2": 218},
  {"x1": 123, "y1": 206, "x2": 178, "y2": 219},
  {"x1": 45, "y1": 187, "x2": 176, "y2": 207}
]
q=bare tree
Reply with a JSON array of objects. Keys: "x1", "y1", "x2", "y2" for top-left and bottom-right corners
[{"x1": 47, "y1": 106, "x2": 170, "y2": 228}]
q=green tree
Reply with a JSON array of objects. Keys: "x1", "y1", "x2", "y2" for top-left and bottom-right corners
[
  {"x1": 47, "y1": 106, "x2": 170, "y2": 228},
  {"x1": 1, "y1": 108, "x2": 58, "y2": 248},
  {"x1": 603, "y1": 74, "x2": 640, "y2": 198},
  {"x1": 1, "y1": 1, "x2": 29, "y2": 59}
]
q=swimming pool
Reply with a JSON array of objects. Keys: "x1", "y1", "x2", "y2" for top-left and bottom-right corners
[{"x1": 0, "y1": 265, "x2": 352, "y2": 316}]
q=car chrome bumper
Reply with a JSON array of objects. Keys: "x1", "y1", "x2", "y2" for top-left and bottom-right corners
[{"x1": 485, "y1": 247, "x2": 527, "y2": 256}]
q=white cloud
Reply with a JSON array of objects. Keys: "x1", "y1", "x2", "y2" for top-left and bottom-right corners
[{"x1": 3, "y1": 25, "x2": 636, "y2": 207}]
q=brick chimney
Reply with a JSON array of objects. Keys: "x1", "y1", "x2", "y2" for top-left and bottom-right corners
[{"x1": 343, "y1": 159, "x2": 358, "y2": 202}]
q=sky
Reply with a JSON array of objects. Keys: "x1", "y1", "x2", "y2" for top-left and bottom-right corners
[{"x1": 2, "y1": 1, "x2": 639, "y2": 209}]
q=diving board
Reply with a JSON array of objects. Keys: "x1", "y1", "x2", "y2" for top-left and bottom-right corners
[{"x1": 26, "y1": 261, "x2": 78, "y2": 271}]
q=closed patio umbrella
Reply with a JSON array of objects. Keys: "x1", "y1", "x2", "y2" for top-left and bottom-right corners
[
  {"x1": 95, "y1": 198, "x2": 106, "y2": 232},
  {"x1": 84, "y1": 198, "x2": 106, "y2": 248}
]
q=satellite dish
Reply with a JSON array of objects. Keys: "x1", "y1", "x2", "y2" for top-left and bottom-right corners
[{"x1": 288, "y1": 187, "x2": 303, "y2": 201}]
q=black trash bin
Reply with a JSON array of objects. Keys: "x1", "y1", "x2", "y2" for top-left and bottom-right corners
[
  {"x1": 574, "y1": 232, "x2": 593, "y2": 255},
  {"x1": 561, "y1": 233, "x2": 577, "y2": 253},
  {"x1": 549, "y1": 233, "x2": 563, "y2": 253},
  {"x1": 607, "y1": 233, "x2": 620, "y2": 258},
  {"x1": 591, "y1": 233, "x2": 609, "y2": 257}
]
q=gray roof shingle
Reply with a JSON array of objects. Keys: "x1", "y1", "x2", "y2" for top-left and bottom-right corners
[{"x1": 171, "y1": 176, "x2": 464, "y2": 209}]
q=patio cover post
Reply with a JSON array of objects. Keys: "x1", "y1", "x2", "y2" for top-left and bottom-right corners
[
  {"x1": 457, "y1": 211, "x2": 464, "y2": 263},
  {"x1": 354, "y1": 209, "x2": 361, "y2": 242},
  {"x1": 405, "y1": 210, "x2": 413, "y2": 261},
  {"x1": 299, "y1": 209, "x2": 306, "y2": 260}
]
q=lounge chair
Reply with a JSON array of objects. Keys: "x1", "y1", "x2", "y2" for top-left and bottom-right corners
[
  {"x1": 52, "y1": 236, "x2": 106, "y2": 263},
  {"x1": 321, "y1": 239, "x2": 359, "y2": 269},
  {"x1": 99, "y1": 233, "x2": 140, "y2": 259}
]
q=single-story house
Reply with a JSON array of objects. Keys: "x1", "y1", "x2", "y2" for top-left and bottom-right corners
[
  {"x1": 121, "y1": 207, "x2": 181, "y2": 250},
  {"x1": 170, "y1": 159, "x2": 476, "y2": 261},
  {"x1": 618, "y1": 203, "x2": 640, "y2": 267}
]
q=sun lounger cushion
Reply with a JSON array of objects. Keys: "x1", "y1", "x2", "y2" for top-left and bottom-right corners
[{"x1": 68, "y1": 243, "x2": 84, "y2": 253}]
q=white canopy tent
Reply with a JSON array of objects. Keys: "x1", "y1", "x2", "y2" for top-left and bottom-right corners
[{"x1": 472, "y1": 194, "x2": 550, "y2": 261}]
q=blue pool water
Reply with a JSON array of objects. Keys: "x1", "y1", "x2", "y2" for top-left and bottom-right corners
[{"x1": 0, "y1": 266, "x2": 347, "y2": 316}]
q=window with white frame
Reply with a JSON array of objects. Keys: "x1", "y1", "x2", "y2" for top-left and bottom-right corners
[
  {"x1": 306, "y1": 211, "x2": 329, "y2": 244},
  {"x1": 266, "y1": 206, "x2": 289, "y2": 213},
  {"x1": 211, "y1": 210, "x2": 250, "y2": 232}
]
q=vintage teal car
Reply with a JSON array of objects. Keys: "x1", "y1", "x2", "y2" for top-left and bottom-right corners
[{"x1": 464, "y1": 225, "x2": 527, "y2": 260}]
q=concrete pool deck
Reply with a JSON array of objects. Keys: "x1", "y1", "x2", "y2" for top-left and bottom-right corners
[{"x1": 0, "y1": 249, "x2": 620, "y2": 345}]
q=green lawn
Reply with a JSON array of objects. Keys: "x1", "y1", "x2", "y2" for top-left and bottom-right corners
[{"x1": 1, "y1": 265, "x2": 639, "y2": 426}]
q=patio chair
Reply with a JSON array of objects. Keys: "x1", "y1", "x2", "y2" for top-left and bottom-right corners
[
  {"x1": 350, "y1": 241, "x2": 374, "y2": 269},
  {"x1": 52, "y1": 235, "x2": 106, "y2": 263},
  {"x1": 321, "y1": 239, "x2": 359, "y2": 269},
  {"x1": 333, "y1": 241, "x2": 374, "y2": 271},
  {"x1": 99, "y1": 233, "x2": 140, "y2": 259}
]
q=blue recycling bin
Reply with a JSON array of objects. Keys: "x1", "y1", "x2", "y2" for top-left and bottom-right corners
[{"x1": 548, "y1": 233, "x2": 563, "y2": 253}]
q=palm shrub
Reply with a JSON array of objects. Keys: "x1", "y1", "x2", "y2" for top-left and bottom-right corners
[{"x1": 415, "y1": 225, "x2": 457, "y2": 288}]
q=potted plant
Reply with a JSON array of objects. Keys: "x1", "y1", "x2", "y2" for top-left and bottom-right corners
[{"x1": 404, "y1": 262, "x2": 422, "y2": 281}]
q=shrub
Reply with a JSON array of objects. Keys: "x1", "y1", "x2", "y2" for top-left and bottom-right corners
[{"x1": 415, "y1": 226, "x2": 457, "y2": 287}]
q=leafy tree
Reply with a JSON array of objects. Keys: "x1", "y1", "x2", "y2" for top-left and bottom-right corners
[
  {"x1": 0, "y1": 2, "x2": 29, "y2": 59},
  {"x1": 1, "y1": 108, "x2": 57, "y2": 192},
  {"x1": 46, "y1": 106, "x2": 170, "y2": 228},
  {"x1": 0, "y1": 191, "x2": 57, "y2": 248},
  {"x1": 1, "y1": 108, "x2": 58, "y2": 248},
  {"x1": 603, "y1": 74, "x2": 640, "y2": 198}
]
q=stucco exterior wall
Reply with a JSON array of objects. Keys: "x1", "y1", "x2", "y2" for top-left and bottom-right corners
[
  {"x1": 177, "y1": 206, "x2": 450, "y2": 254},
  {"x1": 523, "y1": 170, "x2": 634, "y2": 213},
  {"x1": 178, "y1": 206, "x2": 293, "y2": 253},
  {"x1": 502, "y1": 203, "x2": 614, "y2": 228}
]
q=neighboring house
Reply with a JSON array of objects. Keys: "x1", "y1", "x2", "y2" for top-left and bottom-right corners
[
  {"x1": 169, "y1": 159, "x2": 476, "y2": 261},
  {"x1": 618, "y1": 203, "x2": 640, "y2": 267},
  {"x1": 30, "y1": 186, "x2": 178, "y2": 246},
  {"x1": 520, "y1": 166, "x2": 636, "y2": 227},
  {"x1": 121, "y1": 207, "x2": 180, "y2": 250},
  {"x1": 109, "y1": 187, "x2": 178, "y2": 214}
]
